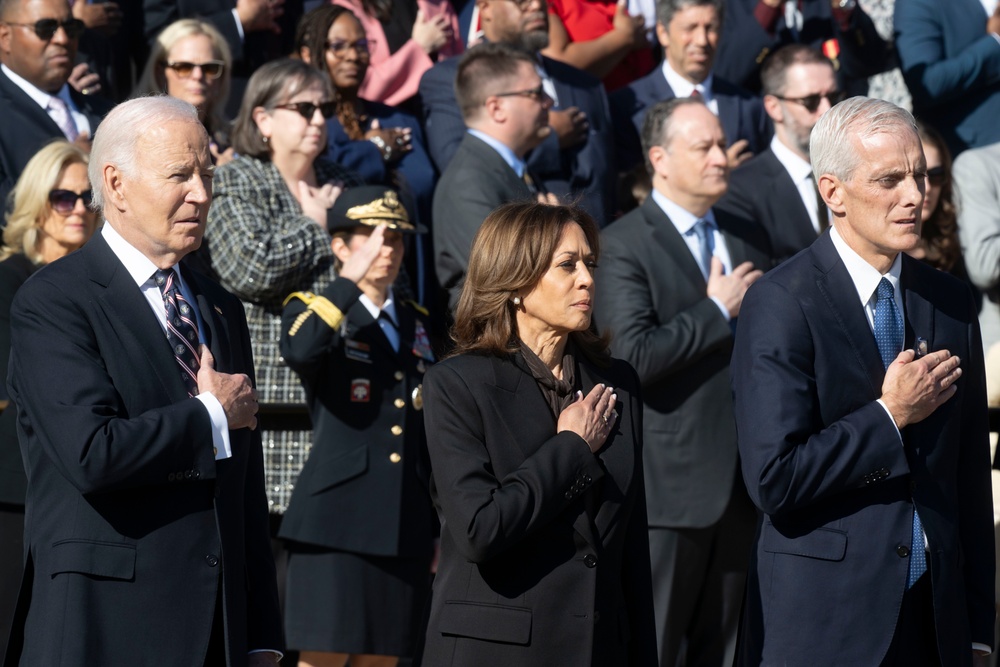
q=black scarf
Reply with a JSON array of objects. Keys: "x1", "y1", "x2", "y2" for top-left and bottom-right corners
[{"x1": 519, "y1": 340, "x2": 579, "y2": 418}]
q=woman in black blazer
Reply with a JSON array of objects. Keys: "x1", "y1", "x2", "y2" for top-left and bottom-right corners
[{"x1": 421, "y1": 201, "x2": 657, "y2": 666}]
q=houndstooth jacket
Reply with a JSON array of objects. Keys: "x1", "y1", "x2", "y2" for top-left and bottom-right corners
[{"x1": 204, "y1": 155, "x2": 364, "y2": 512}]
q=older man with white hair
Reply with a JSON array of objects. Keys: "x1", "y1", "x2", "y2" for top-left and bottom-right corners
[
  {"x1": 4, "y1": 95, "x2": 282, "y2": 666},
  {"x1": 731, "y1": 96, "x2": 995, "y2": 666}
]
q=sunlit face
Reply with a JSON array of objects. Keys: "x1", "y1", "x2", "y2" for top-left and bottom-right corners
[
  {"x1": 657, "y1": 4, "x2": 719, "y2": 84},
  {"x1": 497, "y1": 61, "x2": 553, "y2": 155},
  {"x1": 651, "y1": 103, "x2": 729, "y2": 215},
  {"x1": 335, "y1": 226, "x2": 405, "y2": 294},
  {"x1": 255, "y1": 81, "x2": 329, "y2": 161},
  {"x1": 517, "y1": 222, "x2": 596, "y2": 338},
  {"x1": 161, "y1": 34, "x2": 224, "y2": 119},
  {"x1": 0, "y1": 0, "x2": 78, "y2": 92},
  {"x1": 482, "y1": 0, "x2": 549, "y2": 51},
  {"x1": 771, "y1": 63, "x2": 838, "y2": 158},
  {"x1": 38, "y1": 161, "x2": 96, "y2": 261},
  {"x1": 833, "y1": 129, "x2": 926, "y2": 269},
  {"x1": 324, "y1": 13, "x2": 369, "y2": 92},
  {"x1": 921, "y1": 140, "x2": 942, "y2": 224},
  {"x1": 112, "y1": 119, "x2": 213, "y2": 267}
]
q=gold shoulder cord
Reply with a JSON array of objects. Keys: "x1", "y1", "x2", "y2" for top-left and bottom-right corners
[{"x1": 283, "y1": 291, "x2": 346, "y2": 336}]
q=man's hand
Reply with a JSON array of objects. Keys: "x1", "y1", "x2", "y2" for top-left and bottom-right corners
[
  {"x1": 988, "y1": 6, "x2": 1000, "y2": 35},
  {"x1": 881, "y1": 349, "x2": 961, "y2": 429},
  {"x1": 706, "y1": 258, "x2": 763, "y2": 318},
  {"x1": 237, "y1": 0, "x2": 284, "y2": 34},
  {"x1": 197, "y1": 346, "x2": 259, "y2": 431},
  {"x1": 726, "y1": 139, "x2": 753, "y2": 170},
  {"x1": 72, "y1": 0, "x2": 122, "y2": 35},
  {"x1": 549, "y1": 107, "x2": 589, "y2": 149},
  {"x1": 247, "y1": 652, "x2": 281, "y2": 666},
  {"x1": 68, "y1": 63, "x2": 101, "y2": 97}
]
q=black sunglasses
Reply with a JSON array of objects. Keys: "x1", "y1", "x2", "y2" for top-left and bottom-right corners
[
  {"x1": 163, "y1": 60, "x2": 225, "y2": 81},
  {"x1": 494, "y1": 83, "x2": 548, "y2": 102},
  {"x1": 48, "y1": 189, "x2": 92, "y2": 214},
  {"x1": 5, "y1": 18, "x2": 86, "y2": 40},
  {"x1": 272, "y1": 101, "x2": 337, "y2": 120},
  {"x1": 775, "y1": 90, "x2": 846, "y2": 113},
  {"x1": 926, "y1": 166, "x2": 946, "y2": 187}
]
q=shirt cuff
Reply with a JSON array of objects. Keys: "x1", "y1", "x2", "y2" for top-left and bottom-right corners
[
  {"x1": 875, "y1": 399, "x2": 902, "y2": 442},
  {"x1": 231, "y1": 8, "x2": 245, "y2": 41},
  {"x1": 973, "y1": 643, "x2": 992, "y2": 655},
  {"x1": 709, "y1": 296, "x2": 731, "y2": 322},
  {"x1": 196, "y1": 392, "x2": 232, "y2": 460},
  {"x1": 753, "y1": 1, "x2": 781, "y2": 33},
  {"x1": 249, "y1": 649, "x2": 284, "y2": 662}
]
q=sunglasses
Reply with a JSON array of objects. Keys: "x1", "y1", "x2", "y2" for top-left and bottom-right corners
[
  {"x1": 163, "y1": 60, "x2": 225, "y2": 81},
  {"x1": 272, "y1": 101, "x2": 337, "y2": 120},
  {"x1": 48, "y1": 189, "x2": 92, "y2": 214},
  {"x1": 5, "y1": 17, "x2": 86, "y2": 40},
  {"x1": 776, "y1": 90, "x2": 846, "y2": 113},
  {"x1": 926, "y1": 166, "x2": 946, "y2": 188},
  {"x1": 325, "y1": 38, "x2": 372, "y2": 58},
  {"x1": 494, "y1": 83, "x2": 548, "y2": 102}
]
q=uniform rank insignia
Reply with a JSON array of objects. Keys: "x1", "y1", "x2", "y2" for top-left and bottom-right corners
[
  {"x1": 345, "y1": 339, "x2": 372, "y2": 363},
  {"x1": 351, "y1": 378, "x2": 371, "y2": 402},
  {"x1": 412, "y1": 320, "x2": 435, "y2": 363}
]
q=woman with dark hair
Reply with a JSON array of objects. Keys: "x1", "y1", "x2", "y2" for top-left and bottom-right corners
[
  {"x1": 202, "y1": 58, "x2": 363, "y2": 527},
  {"x1": 421, "y1": 201, "x2": 657, "y2": 666}
]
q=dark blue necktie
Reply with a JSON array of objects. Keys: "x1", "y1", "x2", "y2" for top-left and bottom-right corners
[
  {"x1": 154, "y1": 268, "x2": 200, "y2": 397},
  {"x1": 692, "y1": 218, "x2": 714, "y2": 279},
  {"x1": 874, "y1": 277, "x2": 925, "y2": 587}
]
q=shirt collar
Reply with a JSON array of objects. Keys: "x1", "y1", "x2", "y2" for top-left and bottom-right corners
[
  {"x1": 358, "y1": 288, "x2": 397, "y2": 324},
  {"x1": 769, "y1": 134, "x2": 812, "y2": 184},
  {"x1": 467, "y1": 128, "x2": 525, "y2": 178},
  {"x1": 661, "y1": 60, "x2": 714, "y2": 102},
  {"x1": 829, "y1": 225, "x2": 902, "y2": 308},
  {"x1": 2, "y1": 63, "x2": 74, "y2": 112},
  {"x1": 650, "y1": 189, "x2": 717, "y2": 236},
  {"x1": 102, "y1": 222, "x2": 166, "y2": 288}
]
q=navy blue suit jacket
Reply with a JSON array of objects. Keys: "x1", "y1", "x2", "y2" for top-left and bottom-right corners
[
  {"x1": 608, "y1": 69, "x2": 770, "y2": 175},
  {"x1": 894, "y1": 0, "x2": 1000, "y2": 154},
  {"x1": 731, "y1": 232, "x2": 994, "y2": 665},
  {"x1": 418, "y1": 53, "x2": 616, "y2": 225}
]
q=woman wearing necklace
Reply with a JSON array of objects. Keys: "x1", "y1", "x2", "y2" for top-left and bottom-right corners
[{"x1": 421, "y1": 201, "x2": 656, "y2": 666}]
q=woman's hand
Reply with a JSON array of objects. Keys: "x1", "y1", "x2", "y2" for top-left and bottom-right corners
[
  {"x1": 338, "y1": 224, "x2": 386, "y2": 284},
  {"x1": 557, "y1": 383, "x2": 618, "y2": 453},
  {"x1": 611, "y1": 0, "x2": 646, "y2": 51},
  {"x1": 412, "y1": 8, "x2": 452, "y2": 55},
  {"x1": 364, "y1": 120, "x2": 413, "y2": 163},
  {"x1": 298, "y1": 179, "x2": 344, "y2": 226}
]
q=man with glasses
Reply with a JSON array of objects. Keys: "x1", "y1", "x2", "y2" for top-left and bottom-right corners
[
  {"x1": 432, "y1": 42, "x2": 554, "y2": 311},
  {"x1": 0, "y1": 0, "x2": 112, "y2": 216},
  {"x1": 718, "y1": 45, "x2": 841, "y2": 265},
  {"x1": 419, "y1": 0, "x2": 616, "y2": 226}
]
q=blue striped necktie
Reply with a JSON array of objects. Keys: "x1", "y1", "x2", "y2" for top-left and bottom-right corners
[{"x1": 154, "y1": 269, "x2": 200, "y2": 397}]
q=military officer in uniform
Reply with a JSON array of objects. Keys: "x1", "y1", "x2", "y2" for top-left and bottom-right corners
[{"x1": 278, "y1": 186, "x2": 437, "y2": 667}]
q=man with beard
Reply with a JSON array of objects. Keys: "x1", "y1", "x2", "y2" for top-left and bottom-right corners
[
  {"x1": 419, "y1": 0, "x2": 615, "y2": 225},
  {"x1": 717, "y1": 44, "x2": 840, "y2": 264}
]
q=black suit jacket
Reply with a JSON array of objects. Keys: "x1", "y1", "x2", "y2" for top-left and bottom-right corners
[
  {"x1": 4, "y1": 234, "x2": 282, "y2": 665},
  {"x1": 731, "y1": 232, "x2": 994, "y2": 665},
  {"x1": 432, "y1": 133, "x2": 534, "y2": 310},
  {"x1": 0, "y1": 70, "x2": 112, "y2": 212},
  {"x1": 716, "y1": 147, "x2": 818, "y2": 265},
  {"x1": 421, "y1": 351, "x2": 657, "y2": 666},
  {"x1": 419, "y1": 52, "x2": 616, "y2": 224},
  {"x1": 609, "y1": 69, "x2": 771, "y2": 175},
  {"x1": 594, "y1": 196, "x2": 772, "y2": 528}
]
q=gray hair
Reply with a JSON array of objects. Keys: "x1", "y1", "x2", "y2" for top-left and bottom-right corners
[
  {"x1": 809, "y1": 96, "x2": 917, "y2": 181},
  {"x1": 89, "y1": 96, "x2": 200, "y2": 211},
  {"x1": 656, "y1": 0, "x2": 724, "y2": 29}
]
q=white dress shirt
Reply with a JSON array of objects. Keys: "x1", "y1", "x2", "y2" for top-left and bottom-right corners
[
  {"x1": 359, "y1": 289, "x2": 399, "y2": 353},
  {"x1": 2, "y1": 63, "x2": 92, "y2": 139},
  {"x1": 662, "y1": 60, "x2": 719, "y2": 116},
  {"x1": 770, "y1": 135, "x2": 825, "y2": 233}
]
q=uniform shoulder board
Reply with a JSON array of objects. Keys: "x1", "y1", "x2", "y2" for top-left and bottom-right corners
[{"x1": 283, "y1": 291, "x2": 317, "y2": 307}]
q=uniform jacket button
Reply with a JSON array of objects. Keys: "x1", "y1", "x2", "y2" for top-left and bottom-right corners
[
  {"x1": 205, "y1": 554, "x2": 219, "y2": 567},
  {"x1": 394, "y1": 371, "x2": 404, "y2": 381},
  {"x1": 390, "y1": 425, "x2": 403, "y2": 436},
  {"x1": 583, "y1": 554, "x2": 598, "y2": 568},
  {"x1": 389, "y1": 452, "x2": 402, "y2": 463},
  {"x1": 394, "y1": 398, "x2": 406, "y2": 409},
  {"x1": 896, "y1": 545, "x2": 910, "y2": 558}
]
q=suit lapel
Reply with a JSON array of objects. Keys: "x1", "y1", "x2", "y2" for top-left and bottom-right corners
[
  {"x1": 0, "y1": 71, "x2": 65, "y2": 137},
  {"x1": 901, "y1": 256, "x2": 934, "y2": 353},
  {"x1": 713, "y1": 88, "x2": 741, "y2": 149},
  {"x1": 762, "y1": 150, "x2": 818, "y2": 244},
  {"x1": 643, "y1": 198, "x2": 708, "y2": 291}
]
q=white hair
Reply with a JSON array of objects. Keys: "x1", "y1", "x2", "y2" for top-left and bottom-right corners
[
  {"x1": 809, "y1": 96, "x2": 918, "y2": 181},
  {"x1": 89, "y1": 95, "x2": 201, "y2": 211}
]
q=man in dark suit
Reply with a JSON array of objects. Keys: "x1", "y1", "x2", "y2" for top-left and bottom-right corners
[
  {"x1": 594, "y1": 98, "x2": 770, "y2": 667},
  {"x1": 610, "y1": 0, "x2": 770, "y2": 175},
  {"x1": 717, "y1": 45, "x2": 840, "y2": 264},
  {"x1": 4, "y1": 96, "x2": 282, "y2": 666},
  {"x1": 432, "y1": 43, "x2": 551, "y2": 311},
  {"x1": 0, "y1": 0, "x2": 113, "y2": 210},
  {"x1": 894, "y1": 0, "x2": 1000, "y2": 155},
  {"x1": 419, "y1": 0, "x2": 616, "y2": 224},
  {"x1": 732, "y1": 97, "x2": 994, "y2": 666}
]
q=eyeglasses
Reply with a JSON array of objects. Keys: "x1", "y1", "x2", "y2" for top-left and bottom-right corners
[
  {"x1": 163, "y1": 61, "x2": 226, "y2": 81},
  {"x1": 498, "y1": 0, "x2": 545, "y2": 9},
  {"x1": 48, "y1": 189, "x2": 92, "y2": 214},
  {"x1": 4, "y1": 18, "x2": 86, "y2": 40},
  {"x1": 494, "y1": 84, "x2": 548, "y2": 102},
  {"x1": 272, "y1": 101, "x2": 337, "y2": 120},
  {"x1": 325, "y1": 38, "x2": 372, "y2": 59},
  {"x1": 926, "y1": 166, "x2": 946, "y2": 188},
  {"x1": 775, "y1": 90, "x2": 846, "y2": 113}
]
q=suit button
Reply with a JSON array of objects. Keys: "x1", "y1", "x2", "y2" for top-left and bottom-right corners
[
  {"x1": 896, "y1": 545, "x2": 910, "y2": 558},
  {"x1": 184, "y1": 470, "x2": 194, "y2": 480},
  {"x1": 389, "y1": 452, "x2": 402, "y2": 463},
  {"x1": 583, "y1": 475, "x2": 592, "y2": 484},
  {"x1": 394, "y1": 371, "x2": 404, "y2": 381},
  {"x1": 205, "y1": 554, "x2": 219, "y2": 567},
  {"x1": 565, "y1": 491, "x2": 573, "y2": 500},
  {"x1": 584, "y1": 554, "x2": 598, "y2": 568},
  {"x1": 167, "y1": 473, "x2": 175, "y2": 482},
  {"x1": 193, "y1": 470, "x2": 201, "y2": 479},
  {"x1": 394, "y1": 398, "x2": 406, "y2": 409},
  {"x1": 391, "y1": 425, "x2": 403, "y2": 436}
]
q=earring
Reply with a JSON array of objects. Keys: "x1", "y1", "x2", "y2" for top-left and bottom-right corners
[
  {"x1": 513, "y1": 296, "x2": 521, "y2": 306},
  {"x1": 262, "y1": 136, "x2": 269, "y2": 144}
]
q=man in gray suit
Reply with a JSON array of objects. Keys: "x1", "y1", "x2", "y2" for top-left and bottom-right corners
[
  {"x1": 955, "y1": 142, "x2": 1000, "y2": 355},
  {"x1": 594, "y1": 98, "x2": 771, "y2": 667},
  {"x1": 432, "y1": 42, "x2": 553, "y2": 310}
]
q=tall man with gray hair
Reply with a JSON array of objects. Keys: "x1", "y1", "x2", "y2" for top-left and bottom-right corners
[
  {"x1": 732, "y1": 97, "x2": 995, "y2": 666},
  {"x1": 4, "y1": 96, "x2": 282, "y2": 666}
]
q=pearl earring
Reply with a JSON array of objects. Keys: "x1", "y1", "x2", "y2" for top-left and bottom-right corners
[
  {"x1": 513, "y1": 296, "x2": 521, "y2": 306},
  {"x1": 262, "y1": 136, "x2": 269, "y2": 144}
]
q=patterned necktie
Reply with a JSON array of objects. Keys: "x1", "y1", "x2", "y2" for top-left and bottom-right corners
[
  {"x1": 522, "y1": 170, "x2": 538, "y2": 195},
  {"x1": 692, "y1": 218, "x2": 714, "y2": 279},
  {"x1": 48, "y1": 96, "x2": 79, "y2": 142},
  {"x1": 874, "y1": 278, "x2": 926, "y2": 587},
  {"x1": 154, "y1": 268, "x2": 200, "y2": 397}
]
